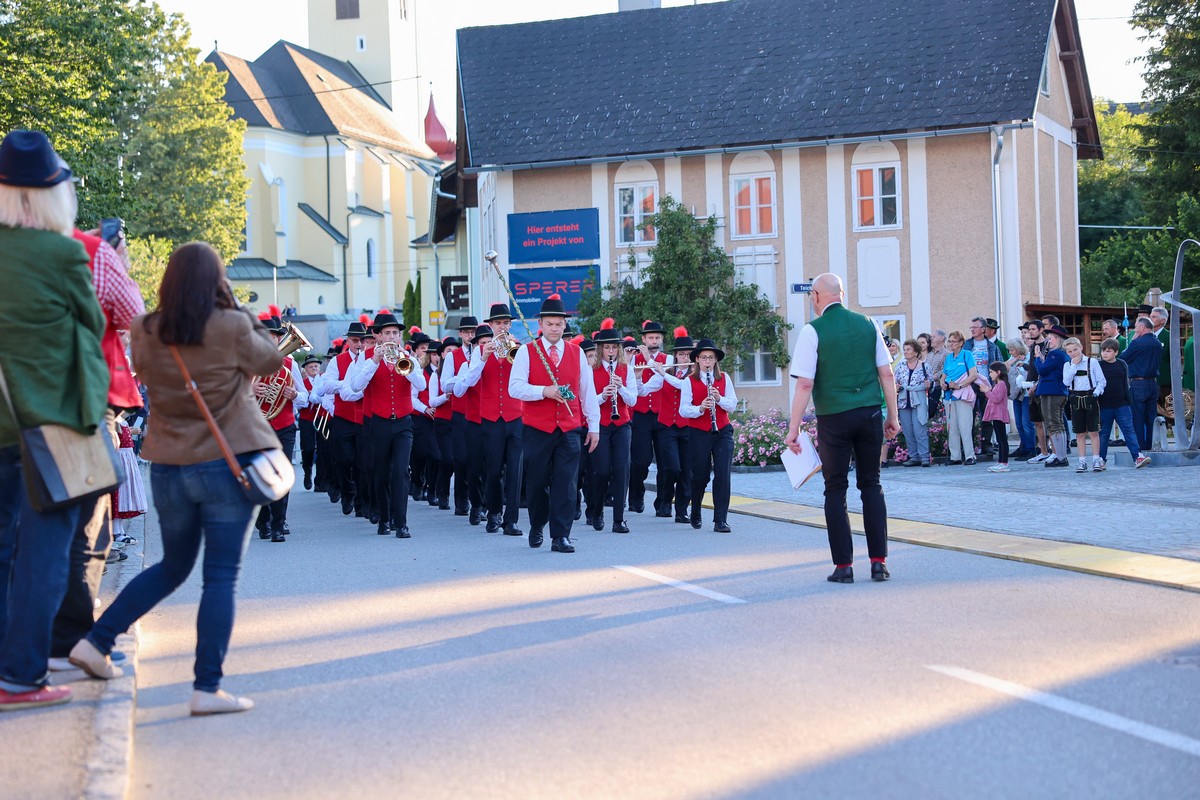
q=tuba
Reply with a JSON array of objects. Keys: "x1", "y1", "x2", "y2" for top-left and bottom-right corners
[
  {"x1": 252, "y1": 322, "x2": 312, "y2": 420},
  {"x1": 377, "y1": 341, "x2": 416, "y2": 376}
]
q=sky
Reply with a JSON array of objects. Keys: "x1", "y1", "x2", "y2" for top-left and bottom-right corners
[{"x1": 157, "y1": 0, "x2": 1150, "y2": 139}]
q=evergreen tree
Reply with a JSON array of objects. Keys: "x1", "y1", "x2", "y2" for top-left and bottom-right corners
[{"x1": 402, "y1": 280, "x2": 418, "y2": 329}]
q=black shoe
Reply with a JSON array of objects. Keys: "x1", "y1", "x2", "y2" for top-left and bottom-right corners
[
  {"x1": 485, "y1": 515, "x2": 501, "y2": 534},
  {"x1": 257, "y1": 525, "x2": 270, "y2": 540},
  {"x1": 369, "y1": 513, "x2": 380, "y2": 525},
  {"x1": 630, "y1": 502, "x2": 644, "y2": 514},
  {"x1": 356, "y1": 508, "x2": 367, "y2": 519},
  {"x1": 329, "y1": 491, "x2": 340, "y2": 504},
  {"x1": 377, "y1": 521, "x2": 390, "y2": 536},
  {"x1": 675, "y1": 514, "x2": 690, "y2": 524},
  {"x1": 454, "y1": 508, "x2": 468, "y2": 517},
  {"x1": 468, "y1": 508, "x2": 481, "y2": 526},
  {"x1": 871, "y1": 561, "x2": 890, "y2": 582},
  {"x1": 963, "y1": 458, "x2": 976, "y2": 466},
  {"x1": 827, "y1": 566, "x2": 854, "y2": 583},
  {"x1": 503, "y1": 524, "x2": 524, "y2": 537},
  {"x1": 528, "y1": 530, "x2": 544, "y2": 548},
  {"x1": 439, "y1": 501, "x2": 451, "y2": 510},
  {"x1": 551, "y1": 537, "x2": 575, "y2": 553},
  {"x1": 612, "y1": 521, "x2": 629, "y2": 534},
  {"x1": 903, "y1": 459, "x2": 922, "y2": 467},
  {"x1": 270, "y1": 529, "x2": 286, "y2": 542},
  {"x1": 341, "y1": 497, "x2": 353, "y2": 515},
  {"x1": 303, "y1": 474, "x2": 313, "y2": 490},
  {"x1": 948, "y1": 459, "x2": 963, "y2": 466},
  {"x1": 714, "y1": 522, "x2": 731, "y2": 533},
  {"x1": 427, "y1": 497, "x2": 439, "y2": 507},
  {"x1": 276, "y1": 523, "x2": 291, "y2": 536},
  {"x1": 395, "y1": 526, "x2": 411, "y2": 538},
  {"x1": 655, "y1": 510, "x2": 672, "y2": 518},
  {"x1": 591, "y1": 517, "x2": 604, "y2": 531},
  {"x1": 690, "y1": 515, "x2": 702, "y2": 529}
]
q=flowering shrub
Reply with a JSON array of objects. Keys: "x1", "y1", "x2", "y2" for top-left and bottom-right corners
[{"x1": 732, "y1": 407, "x2": 790, "y2": 466}]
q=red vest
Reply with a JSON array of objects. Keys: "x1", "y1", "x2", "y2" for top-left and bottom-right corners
[
  {"x1": 414, "y1": 369, "x2": 431, "y2": 418},
  {"x1": 632, "y1": 351, "x2": 666, "y2": 415},
  {"x1": 449, "y1": 348, "x2": 468, "y2": 415},
  {"x1": 686, "y1": 373, "x2": 731, "y2": 431},
  {"x1": 74, "y1": 231, "x2": 141, "y2": 410},
  {"x1": 431, "y1": 367, "x2": 453, "y2": 420},
  {"x1": 361, "y1": 347, "x2": 415, "y2": 419},
  {"x1": 333, "y1": 351, "x2": 364, "y2": 424},
  {"x1": 656, "y1": 367, "x2": 691, "y2": 428},
  {"x1": 298, "y1": 375, "x2": 318, "y2": 421},
  {"x1": 266, "y1": 356, "x2": 296, "y2": 431},
  {"x1": 594, "y1": 363, "x2": 631, "y2": 427},
  {"x1": 523, "y1": 339, "x2": 583, "y2": 433},
  {"x1": 465, "y1": 376, "x2": 482, "y2": 424},
  {"x1": 479, "y1": 353, "x2": 523, "y2": 422}
]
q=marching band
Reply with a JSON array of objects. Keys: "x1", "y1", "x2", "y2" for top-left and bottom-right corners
[{"x1": 246, "y1": 295, "x2": 737, "y2": 551}]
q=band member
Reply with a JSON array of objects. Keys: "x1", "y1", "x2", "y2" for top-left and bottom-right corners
[
  {"x1": 587, "y1": 322, "x2": 638, "y2": 533},
  {"x1": 629, "y1": 320, "x2": 668, "y2": 513},
  {"x1": 406, "y1": 329, "x2": 437, "y2": 502},
  {"x1": 321, "y1": 316, "x2": 369, "y2": 516},
  {"x1": 575, "y1": 335, "x2": 597, "y2": 521},
  {"x1": 296, "y1": 354, "x2": 324, "y2": 491},
  {"x1": 508, "y1": 294, "x2": 599, "y2": 553},
  {"x1": 679, "y1": 339, "x2": 737, "y2": 533},
  {"x1": 253, "y1": 307, "x2": 307, "y2": 542},
  {"x1": 642, "y1": 327, "x2": 694, "y2": 522},
  {"x1": 345, "y1": 310, "x2": 426, "y2": 538},
  {"x1": 443, "y1": 315, "x2": 480, "y2": 518},
  {"x1": 461, "y1": 303, "x2": 525, "y2": 536},
  {"x1": 431, "y1": 337, "x2": 459, "y2": 509},
  {"x1": 355, "y1": 320, "x2": 381, "y2": 523},
  {"x1": 315, "y1": 339, "x2": 343, "y2": 500}
]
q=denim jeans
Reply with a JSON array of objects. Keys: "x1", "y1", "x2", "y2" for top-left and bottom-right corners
[
  {"x1": 897, "y1": 406, "x2": 929, "y2": 460},
  {"x1": 87, "y1": 457, "x2": 257, "y2": 692},
  {"x1": 1099, "y1": 405, "x2": 1141, "y2": 461},
  {"x1": 0, "y1": 446, "x2": 83, "y2": 690},
  {"x1": 1013, "y1": 396, "x2": 1036, "y2": 452},
  {"x1": 1130, "y1": 380, "x2": 1159, "y2": 452}
]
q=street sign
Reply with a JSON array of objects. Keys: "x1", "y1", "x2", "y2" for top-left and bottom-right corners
[
  {"x1": 791, "y1": 282, "x2": 813, "y2": 294},
  {"x1": 429, "y1": 310, "x2": 446, "y2": 325}
]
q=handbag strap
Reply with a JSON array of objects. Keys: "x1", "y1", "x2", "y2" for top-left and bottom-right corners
[
  {"x1": 0, "y1": 361, "x2": 20, "y2": 428},
  {"x1": 167, "y1": 345, "x2": 248, "y2": 488}
]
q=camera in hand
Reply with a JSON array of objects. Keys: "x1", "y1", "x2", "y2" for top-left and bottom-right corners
[{"x1": 100, "y1": 217, "x2": 125, "y2": 248}]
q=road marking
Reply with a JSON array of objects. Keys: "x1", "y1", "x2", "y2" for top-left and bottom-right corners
[
  {"x1": 614, "y1": 566, "x2": 747, "y2": 605},
  {"x1": 928, "y1": 665, "x2": 1200, "y2": 758}
]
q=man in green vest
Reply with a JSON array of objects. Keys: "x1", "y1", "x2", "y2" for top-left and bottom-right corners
[
  {"x1": 785, "y1": 273, "x2": 900, "y2": 584},
  {"x1": 1151, "y1": 306, "x2": 1172, "y2": 420}
]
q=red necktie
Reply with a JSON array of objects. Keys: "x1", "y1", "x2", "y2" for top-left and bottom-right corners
[{"x1": 548, "y1": 343, "x2": 560, "y2": 368}]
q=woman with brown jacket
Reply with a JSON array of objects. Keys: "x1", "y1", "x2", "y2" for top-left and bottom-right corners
[{"x1": 69, "y1": 242, "x2": 282, "y2": 716}]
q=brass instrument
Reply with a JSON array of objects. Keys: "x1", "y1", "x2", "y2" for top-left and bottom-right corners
[
  {"x1": 492, "y1": 332, "x2": 524, "y2": 364},
  {"x1": 252, "y1": 322, "x2": 313, "y2": 420},
  {"x1": 377, "y1": 341, "x2": 416, "y2": 376},
  {"x1": 606, "y1": 358, "x2": 622, "y2": 421},
  {"x1": 703, "y1": 371, "x2": 719, "y2": 432}
]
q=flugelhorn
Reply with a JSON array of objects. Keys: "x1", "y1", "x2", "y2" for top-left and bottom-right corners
[
  {"x1": 251, "y1": 322, "x2": 312, "y2": 420},
  {"x1": 377, "y1": 341, "x2": 416, "y2": 376},
  {"x1": 492, "y1": 332, "x2": 524, "y2": 363}
]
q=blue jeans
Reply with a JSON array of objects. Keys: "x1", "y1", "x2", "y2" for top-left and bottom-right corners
[
  {"x1": 0, "y1": 446, "x2": 82, "y2": 690},
  {"x1": 1099, "y1": 405, "x2": 1141, "y2": 461},
  {"x1": 898, "y1": 406, "x2": 929, "y2": 460},
  {"x1": 1129, "y1": 380, "x2": 1159, "y2": 452},
  {"x1": 87, "y1": 458, "x2": 257, "y2": 692},
  {"x1": 1013, "y1": 396, "x2": 1036, "y2": 452}
]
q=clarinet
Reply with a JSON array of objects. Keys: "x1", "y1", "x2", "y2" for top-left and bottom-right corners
[
  {"x1": 705, "y1": 371, "x2": 719, "y2": 432},
  {"x1": 608, "y1": 360, "x2": 621, "y2": 421}
]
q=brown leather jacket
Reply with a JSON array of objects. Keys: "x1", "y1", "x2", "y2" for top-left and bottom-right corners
[{"x1": 131, "y1": 308, "x2": 283, "y2": 465}]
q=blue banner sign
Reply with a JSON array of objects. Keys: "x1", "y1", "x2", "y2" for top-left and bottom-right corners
[
  {"x1": 509, "y1": 265, "x2": 598, "y2": 320},
  {"x1": 507, "y1": 208, "x2": 600, "y2": 265}
]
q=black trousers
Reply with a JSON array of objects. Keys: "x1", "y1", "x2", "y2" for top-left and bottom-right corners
[
  {"x1": 816, "y1": 406, "x2": 888, "y2": 566},
  {"x1": 628, "y1": 411, "x2": 658, "y2": 508},
  {"x1": 483, "y1": 418, "x2": 524, "y2": 525},
  {"x1": 314, "y1": 419, "x2": 334, "y2": 492},
  {"x1": 655, "y1": 424, "x2": 692, "y2": 516},
  {"x1": 257, "y1": 423, "x2": 296, "y2": 530},
  {"x1": 522, "y1": 425, "x2": 582, "y2": 539},
  {"x1": 356, "y1": 421, "x2": 375, "y2": 516},
  {"x1": 410, "y1": 415, "x2": 439, "y2": 496},
  {"x1": 588, "y1": 423, "x2": 631, "y2": 523},
  {"x1": 688, "y1": 425, "x2": 733, "y2": 524},
  {"x1": 434, "y1": 417, "x2": 454, "y2": 504},
  {"x1": 331, "y1": 416, "x2": 360, "y2": 504},
  {"x1": 451, "y1": 413, "x2": 484, "y2": 513},
  {"x1": 368, "y1": 416, "x2": 413, "y2": 528},
  {"x1": 50, "y1": 411, "x2": 119, "y2": 656},
  {"x1": 298, "y1": 418, "x2": 316, "y2": 480}
]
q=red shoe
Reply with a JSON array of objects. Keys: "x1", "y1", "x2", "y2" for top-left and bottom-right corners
[{"x1": 0, "y1": 684, "x2": 72, "y2": 711}]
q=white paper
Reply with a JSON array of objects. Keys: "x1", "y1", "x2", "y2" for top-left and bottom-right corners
[{"x1": 781, "y1": 431, "x2": 822, "y2": 489}]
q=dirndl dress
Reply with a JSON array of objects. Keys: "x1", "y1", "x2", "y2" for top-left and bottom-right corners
[{"x1": 113, "y1": 424, "x2": 147, "y2": 519}]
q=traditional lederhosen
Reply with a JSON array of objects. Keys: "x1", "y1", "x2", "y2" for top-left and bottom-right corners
[
  {"x1": 587, "y1": 358, "x2": 636, "y2": 529},
  {"x1": 682, "y1": 370, "x2": 736, "y2": 529}
]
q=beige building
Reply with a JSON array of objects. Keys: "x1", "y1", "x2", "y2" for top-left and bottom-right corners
[
  {"x1": 453, "y1": 0, "x2": 1100, "y2": 412},
  {"x1": 208, "y1": 0, "x2": 460, "y2": 345}
]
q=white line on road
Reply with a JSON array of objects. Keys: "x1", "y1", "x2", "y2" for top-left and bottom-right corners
[
  {"x1": 614, "y1": 565, "x2": 748, "y2": 605},
  {"x1": 928, "y1": 665, "x2": 1200, "y2": 758}
]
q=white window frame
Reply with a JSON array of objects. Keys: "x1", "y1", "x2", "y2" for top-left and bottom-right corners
[
  {"x1": 729, "y1": 173, "x2": 777, "y2": 239},
  {"x1": 852, "y1": 162, "x2": 902, "y2": 232},
  {"x1": 735, "y1": 350, "x2": 781, "y2": 387},
  {"x1": 615, "y1": 182, "x2": 658, "y2": 246},
  {"x1": 870, "y1": 314, "x2": 906, "y2": 347},
  {"x1": 732, "y1": 245, "x2": 778, "y2": 309},
  {"x1": 615, "y1": 250, "x2": 652, "y2": 289}
]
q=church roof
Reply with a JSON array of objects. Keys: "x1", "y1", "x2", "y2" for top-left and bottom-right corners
[
  {"x1": 424, "y1": 96, "x2": 457, "y2": 162},
  {"x1": 208, "y1": 41, "x2": 436, "y2": 160},
  {"x1": 457, "y1": 0, "x2": 1099, "y2": 168}
]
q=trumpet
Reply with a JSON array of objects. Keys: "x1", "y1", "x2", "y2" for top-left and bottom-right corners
[
  {"x1": 377, "y1": 341, "x2": 416, "y2": 376},
  {"x1": 492, "y1": 332, "x2": 524, "y2": 363},
  {"x1": 251, "y1": 322, "x2": 312, "y2": 420}
]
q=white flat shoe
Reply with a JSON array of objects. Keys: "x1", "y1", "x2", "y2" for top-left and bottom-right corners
[
  {"x1": 68, "y1": 639, "x2": 124, "y2": 680},
  {"x1": 189, "y1": 689, "x2": 254, "y2": 716}
]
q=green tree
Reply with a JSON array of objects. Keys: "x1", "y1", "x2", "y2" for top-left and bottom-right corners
[
  {"x1": 402, "y1": 279, "x2": 418, "y2": 329},
  {"x1": 1078, "y1": 99, "x2": 1150, "y2": 258},
  {"x1": 414, "y1": 273, "x2": 423, "y2": 326},
  {"x1": 576, "y1": 197, "x2": 790, "y2": 368},
  {"x1": 1133, "y1": 1, "x2": 1200, "y2": 222},
  {"x1": 125, "y1": 235, "x2": 173, "y2": 310}
]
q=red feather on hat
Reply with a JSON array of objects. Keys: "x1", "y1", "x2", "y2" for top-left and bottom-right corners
[
  {"x1": 377, "y1": 308, "x2": 391, "y2": 314},
  {"x1": 358, "y1": 314, "x2": 371, "y2": 325},
  {"x1": 409, "y1": 326, "x2": 421, "y2": 334},
  {"x1": 600, "y1": 317, "x2": 615, "y2": 330},
  {"x1": 547, "y1": 293, "x2": 561, "y2": 301},
  {"x1": 570, "y1": 335, "x2": 585, "y2": 345},
  {"x1": 268, "y1": 304, "x2": 282, "y2": 317},
  {"x1": 591, "y1": 331, "x2": 600, "y2": 339},
  {"x1": 674, "y1": 326, "x2": 688, "y2": 338},
  {"x1": 332, "y1": 338, "x2": 344, "y2": 347},
  {"x1": 257, "y1": 311, "x2": 271, "y2": 321}
]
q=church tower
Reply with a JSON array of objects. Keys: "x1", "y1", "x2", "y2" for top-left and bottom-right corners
[{"x1": 307, "y1": 0, "x2": 421, "y2": 138}]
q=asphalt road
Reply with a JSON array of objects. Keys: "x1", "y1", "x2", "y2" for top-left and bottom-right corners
[{"x1": 127, "y1": 486, "x2": 1200, "y2": 799}]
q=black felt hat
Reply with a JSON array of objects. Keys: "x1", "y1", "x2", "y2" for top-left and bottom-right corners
[
  {"x1": 408, "y1": 328, "x2": 432, "y2": 348},
  {"x1": 1137, "y1": 304, "x2": 1154, "y2": 315},
  {"x1": 301, "y1": 354, "x2": 323, "y2": 368},
  {"x1": 473, "y1": 324, "x2": 494, "y2": 341},
  {"x1": 536, "y1": 293, "x2": 569, "y2": 318},
  {"x1": 594, "y1": 328, "x2": 622, "y2": 345},
  {"x1": 984, "y1": 318, "x2": 999, "y2": 330},
  {"x1": 345, "y1": 313, "x2": 372, "y2": 338},
  {"x1": 690, "y1": 338, "x2": 725, "y2": 362},
  {"x1": 0, "y1": 130, "x2": 73, "y2": 187},
  {"x1": 1045, "y1": 325, "x2": 1070, "y2": 341},
  {"x1": 371, "y1": 308, "x2": 402, "y2": 333},
  {"x1": 640, "y1": 319, "x2": 664, "y2": 335},
  {"x1": 436, "y1": 336, "x2": 460, "y2": 355},
  {"x1": 671, "y1": 326, "x2": 694, "y2": 351},
  {"x1": 485, "y1": 302, "x2": 513, "y2": 322},
  {"x1": 456, "y1": 315, "x2": 480, "y2": 331},
  {"x1": 258, "y1": 305, "x2": 285, "y2": 334}
]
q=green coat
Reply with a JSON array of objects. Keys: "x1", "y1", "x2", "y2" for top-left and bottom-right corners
[{"x1": 0, "y1": 226, "x2": 109, "y2": 449}]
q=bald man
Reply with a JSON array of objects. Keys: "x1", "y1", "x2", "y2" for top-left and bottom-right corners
[{"x1": 785, "y1": 273, "x2": 900, "y2": 584}]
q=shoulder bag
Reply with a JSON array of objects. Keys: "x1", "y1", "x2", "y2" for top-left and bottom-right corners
[
  {"x1": 168, "y1": 346, "x2": 293, "y2": 506},
  {"x1": 0, "y1": 362, "x2": 123, "y2": 512}
]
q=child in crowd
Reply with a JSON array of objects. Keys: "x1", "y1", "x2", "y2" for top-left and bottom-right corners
[
  {"x1": 984, "y1": 361, "x2": 1011, "y2": 472},
  {"x1": 112, "y1": 415, "x2": 147, "y2": 541},
  {"x1": 1097, "y1": 338, "x2": 1152, "y2": 469},
  {"x1": 1062, "y1": 337, "x2": 1106, "y2": 472}
]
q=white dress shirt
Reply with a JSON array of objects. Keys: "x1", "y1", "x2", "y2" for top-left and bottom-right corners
[
  {"x1": 440, "y1": 349, "x2": 462, "y2": 396},
  {"x1": 345, "y1": 351, "x2": 427, "y2": 395},
  {"x1": 679, "y1": 370, "x2": 739, "y2": 418},
  {"x1": 1062, "y1": 356, "x2": 1106, "y2": 395},
  {"x1": 789, "y1": 302, "x2": 891, "y2": 380},
  {"x1": 597, "y1": 358, "x2": 639, "y2": 407},
  {"x1": 508, "y1": 337, "x2": 600, "y2": 433}
]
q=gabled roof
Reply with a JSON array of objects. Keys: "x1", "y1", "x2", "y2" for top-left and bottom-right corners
[
  {"x1": 208, "y1": 41, "x2": 436, "y2": 160},
  {"x1": 229, "y1": 258, "x2": 339, "y2": 283},
  {"x1": 458, "y1": 0, "x2": 1098, "y2": 168}
]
